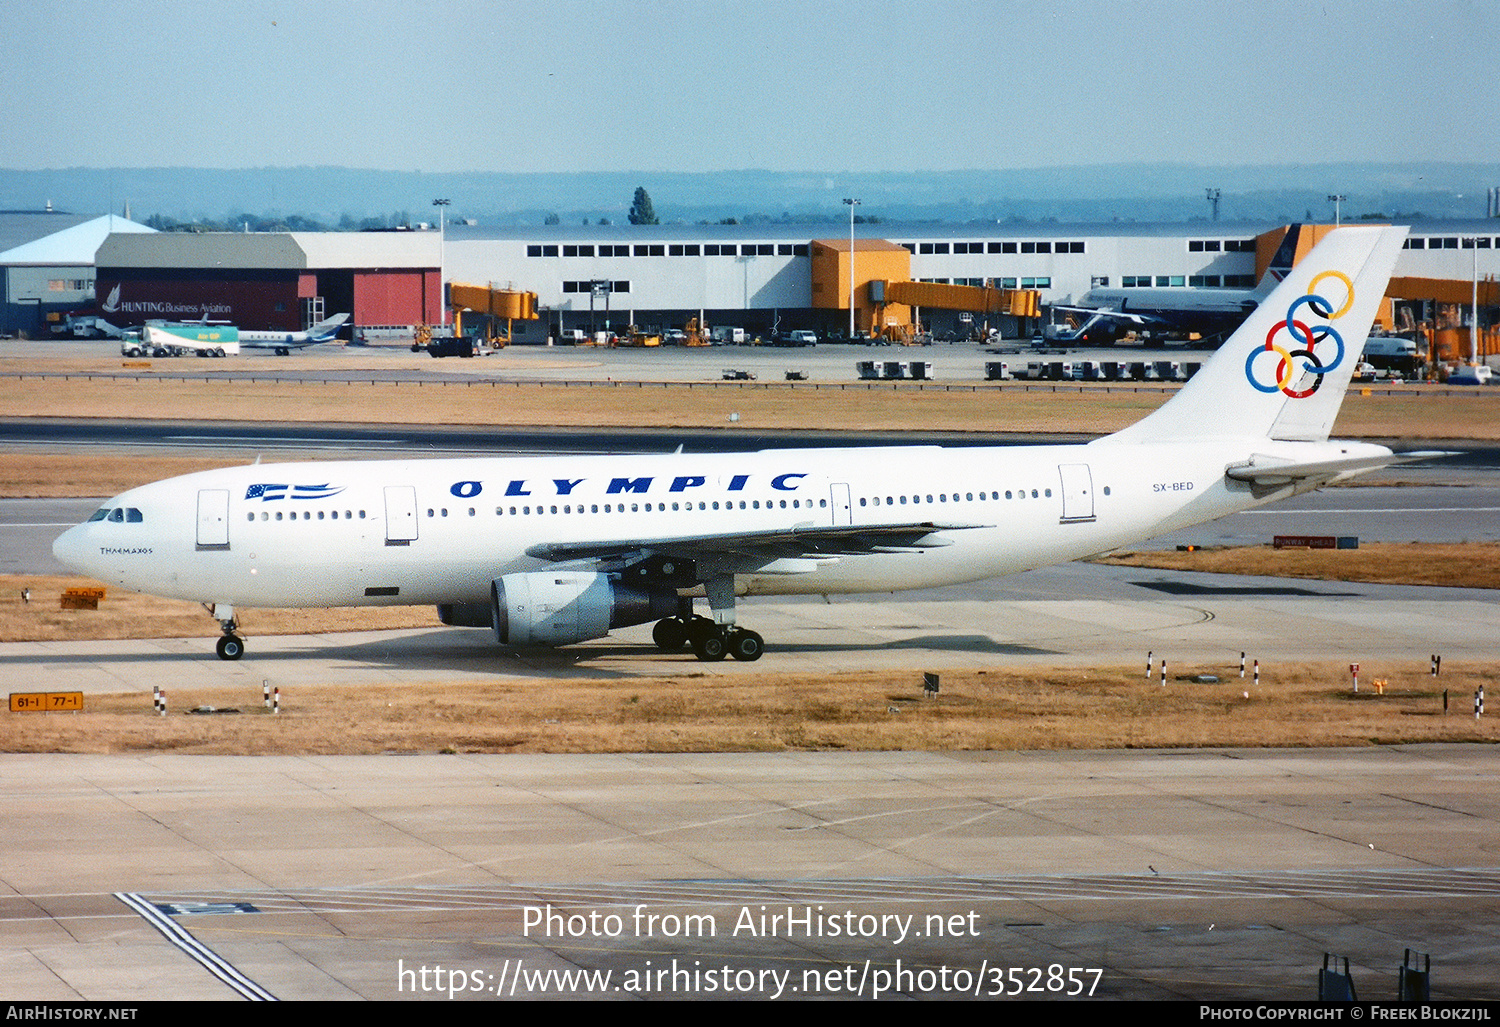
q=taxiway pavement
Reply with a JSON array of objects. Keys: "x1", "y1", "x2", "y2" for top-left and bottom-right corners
[{"x1": 3, "y1": 746, "x2": 1497, "y2": 1000}]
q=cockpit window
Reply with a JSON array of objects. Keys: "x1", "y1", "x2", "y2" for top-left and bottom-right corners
[
  {"x1": 88, "y1": 508, "x2": 110, "y2": 522},
  {"x1": 107, "y1": 509, "x2": 124, "y2": 522},
  {"x1": 93, "y1": 507, "x2": 143, "y2": 523},
  {"x1": 126, "y1": 508, "x2": 143, "y2": 522}
]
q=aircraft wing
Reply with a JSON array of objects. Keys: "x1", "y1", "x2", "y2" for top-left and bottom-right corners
[
  {"x1": 1225, "y1": 451, "x2": 1455, "y2": 487},
  {"x1": 526, "y1": 521, "x2": 987, "y2": 573}
]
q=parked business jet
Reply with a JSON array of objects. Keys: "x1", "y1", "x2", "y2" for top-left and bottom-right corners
[
  {"x1": 54, "y1": 227, "x2": 1430, "y2": 663},
  {"x1": 1050, "y1": 225, "x2": 1304, "y2": 344},
  {"x1": 239, "y1": 313, "x2": 350, "y2": 355}
]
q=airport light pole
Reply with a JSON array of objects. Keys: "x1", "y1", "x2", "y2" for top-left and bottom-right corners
[
  {"x1": 1470, "y1": 237, "x2": 1480, "y2": 366},
  {"x1": 844, "y1": 198, "x2": 860, "y2": 339},
  {"x1": 1326, "y1": 194, "x2": 1345, "y2": 227},
  {"x1": 432, "y1": 198, "x2": 450, "y2": 328}
]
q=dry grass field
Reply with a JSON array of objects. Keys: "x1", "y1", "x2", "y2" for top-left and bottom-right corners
[
  {"x1": 1, "y1": 359, "x2": 1497, "y2": 440},
  {"x1": 2, "y1": 662, "x2": 1494, "y2": 756},
  {"x1": 1094, "y1": 542, "x2": 1500, "y2": 590},
  {"x1": 0, "y1": 574, "x2": 437, "y2": 641}
]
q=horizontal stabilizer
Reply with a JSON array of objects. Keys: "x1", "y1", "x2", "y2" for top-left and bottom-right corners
[{"x1": 1225, "y1": 450, "x2": 1455, "y2": 487}]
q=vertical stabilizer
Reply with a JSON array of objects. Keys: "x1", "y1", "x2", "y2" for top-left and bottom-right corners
[{"x1": 1107, "y1": 226, "x2": 1407, "y2": 444}]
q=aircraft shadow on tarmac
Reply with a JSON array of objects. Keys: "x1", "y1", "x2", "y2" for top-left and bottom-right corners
[
  {"x1": 1134, "y1": 580, "x2": 1363, "y2": 597},
  {"x1": 2, "y1": 628, "x2": 1059, "y2": 675}
]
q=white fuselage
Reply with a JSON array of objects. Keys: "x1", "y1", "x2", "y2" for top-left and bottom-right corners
[{"x1": 52, "y1": 435, "x2": 1371, "y2": 611}]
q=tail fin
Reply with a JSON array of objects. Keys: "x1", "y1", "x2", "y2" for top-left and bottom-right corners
[
  {"x1": 308, "y1": 313, "x2": 351, "y2": 340},
  {"x1": 1108, "y1": 225, "x2": 1407, "y2": 444}
]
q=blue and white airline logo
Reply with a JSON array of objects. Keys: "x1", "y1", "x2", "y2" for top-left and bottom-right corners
[{"x1": 244, "y1": 483, "x2": 346, "y2": 501}]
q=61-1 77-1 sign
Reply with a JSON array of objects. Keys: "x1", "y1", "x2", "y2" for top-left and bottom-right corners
[{"x1": 10, "y1": 692, "x2": 83, "y2": 713}]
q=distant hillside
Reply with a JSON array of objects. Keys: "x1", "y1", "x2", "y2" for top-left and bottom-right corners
[{"x1": 1, "y1": 162, "x2": 1494, "y2": 228}]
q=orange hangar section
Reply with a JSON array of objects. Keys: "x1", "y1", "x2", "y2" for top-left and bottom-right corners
[{"x1": 810, "y1": 238, "x2": 911, "y2": 337}]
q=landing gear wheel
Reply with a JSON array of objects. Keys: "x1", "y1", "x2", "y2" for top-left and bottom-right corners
[
  {"x1": 691, "y1": 632, "x2": 727, "y2": 662},
  {"x1": 652, "y1": 617, "x2": 688, "y2": 652},
  {"x1": 727, "y1": 628, "x2": 764, "y2": 662},
  {"x1": 216, "y1": 635, "x2": 244, "y2": 661}
]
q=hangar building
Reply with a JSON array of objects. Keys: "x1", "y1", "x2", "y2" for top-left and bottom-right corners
[
  {"x1": 94, "y1": 231, "x2": 442, "y2": 332},
  {"x1": 0, "y1": 210, "x2": 152, "y2": 336}
]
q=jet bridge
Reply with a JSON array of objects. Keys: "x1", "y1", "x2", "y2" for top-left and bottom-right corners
[
  {"x1": 447, "y1": 282, "x2": 539, "y2": 347},
  {"x1": 874, "y1": 279, "x2": 1041, "y2": 342}
]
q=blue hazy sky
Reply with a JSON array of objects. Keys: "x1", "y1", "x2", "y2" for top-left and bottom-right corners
[{"x1": 6, "y1": 0, "x2": 1498, "y2": 173}]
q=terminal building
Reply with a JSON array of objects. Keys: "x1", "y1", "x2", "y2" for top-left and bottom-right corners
[{"x1": 62, "y1": 219, "x2": 1500, "y2": 351}]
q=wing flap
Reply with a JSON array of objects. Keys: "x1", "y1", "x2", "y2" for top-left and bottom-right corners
[{"x1": 525, "y1": 521, "x2": 984, "y2": 567}]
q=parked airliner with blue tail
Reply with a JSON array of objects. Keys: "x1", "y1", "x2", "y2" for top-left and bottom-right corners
[{"x1": 54, "y1": 227, "x2": 1433, "y2": 662}]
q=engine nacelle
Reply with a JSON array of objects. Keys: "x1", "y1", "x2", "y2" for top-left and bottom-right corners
[{"x1": 491, "y1": 571, "x2": 677, "y2": 646}]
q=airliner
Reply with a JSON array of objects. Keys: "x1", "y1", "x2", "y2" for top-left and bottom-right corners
[
  {"x1": 1049, "y1": 225, "x2": 1303, "y2": 344},
  {"x1": 239, "y1": 313, "x2": 350, "y2": 355},
  {"x1": 54, "y1": 226, "x2": 1432, "y2": 663}
]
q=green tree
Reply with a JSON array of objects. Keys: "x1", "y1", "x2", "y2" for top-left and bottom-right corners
[{"x1": 628, "y1": 186, "x2": 658, "y2": 225}]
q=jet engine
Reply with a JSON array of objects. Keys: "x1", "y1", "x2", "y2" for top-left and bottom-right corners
[{"x1": 490, "y1": 571, "x2": 677, "y2": 646}]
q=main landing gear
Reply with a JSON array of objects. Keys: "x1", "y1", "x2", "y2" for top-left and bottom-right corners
[
  {"x1": 650, "y1": 586, "x2": 764, "y2": 662},
  {"x1": 207, "y1": 603, "x2": 245, "y2": 661}
]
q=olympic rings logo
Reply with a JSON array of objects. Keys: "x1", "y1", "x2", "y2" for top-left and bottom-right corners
[{"x1": 1244, "y1": 269, "x2": 1353, "y2": 398}]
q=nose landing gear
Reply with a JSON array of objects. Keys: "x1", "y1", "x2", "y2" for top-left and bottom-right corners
[{"x1": 206, "y1": 603, "x2": 245, "y2": 661}]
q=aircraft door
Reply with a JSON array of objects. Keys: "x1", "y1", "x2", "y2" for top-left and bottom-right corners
[
  {"x1": 1058, "y1": 464, "x2": 1096, "y2": 523},
  {"x1": 196, "y1": 489, "x2": 230, "y2": 550},
  {"x1": 830, "y1": 482, "x2": 852, "y2": 525},
  {"x1": 384, "y1": 486, "x2": 418, "y2": 545}
]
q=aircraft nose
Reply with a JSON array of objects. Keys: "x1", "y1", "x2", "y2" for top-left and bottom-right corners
[{"x1": 52, "y1": 522, "x2": 91, "y2": 573}]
